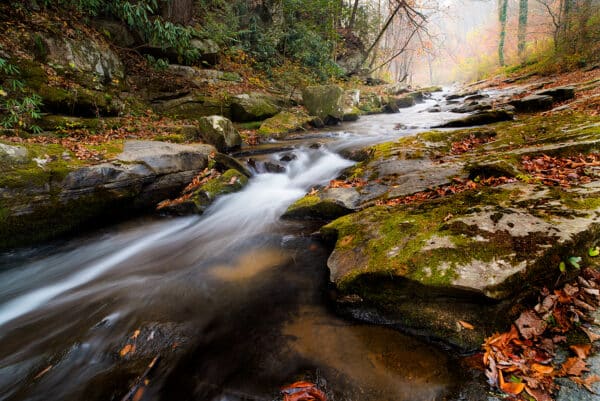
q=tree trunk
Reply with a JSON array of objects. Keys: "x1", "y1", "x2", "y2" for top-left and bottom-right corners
[
  {"x1": 517, "y1": 0, "x2": 528, "y2": 60},
  {"x1": 160, "y1": 0, "x2": 194, "y2": 25},
  {"x1": 498, "y1": 0, "x2": 508, "y2": 66},
  {"x1": 362, "y1": 0, "x2": 405, "y2": 66},
  {"x1": 348, "y1": 0, "x2": 360, "y2": 30}
]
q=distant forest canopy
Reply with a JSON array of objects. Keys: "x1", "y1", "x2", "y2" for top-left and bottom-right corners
[
  {"x1": 8, "y1": 0, "x2": 600, "y2": 85},
  {"x1": 417, "y1": 0, "x2": 600, "y2": 84}
]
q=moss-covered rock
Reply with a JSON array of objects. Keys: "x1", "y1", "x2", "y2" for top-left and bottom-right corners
[
  {"x1": 282, "y1": 192, "x2": 354, "y2": 221},
  {"x1": 197, "y1": 115, "x2": 242, "y2": 152},
  {"x1": 152, "y1": 92, "x2": 231, "y2": 120},
  {"x1": 434, "y1": 109, "x2": 514, "y2": 128},
  {"x1": 0, "y1": 140, "x2": 215, "y2": 249},
  {"x1": 257, "y1": 110, "x2": 313, "y2": 139},
  {"x1": 301, "y1": 85, "x2": 344, "y2": 123},
  {"x1": 229, "y1": 93, "x2": 281, "y2": 122}
]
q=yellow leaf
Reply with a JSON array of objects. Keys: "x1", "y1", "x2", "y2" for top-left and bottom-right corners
[
  {"x1": 458, "y1": 320, "x2": 475, "y2": 330},
  {"x1": 119, "y1": 344, "x2": 135, "y2": 357}
]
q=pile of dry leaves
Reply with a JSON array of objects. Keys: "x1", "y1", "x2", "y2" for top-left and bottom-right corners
[
  {"x1": 450, "y1": 134, "x2": 494, "y2": 155},
  {"x1": 522, "y1": 153, "x2": 600, "y2": 187},
  {"x1": 483, "y1": 267, "x2": 600, "y2": 400},
  {"x1": 376, "y1": 176, "x2": 515, "y2": 207}
]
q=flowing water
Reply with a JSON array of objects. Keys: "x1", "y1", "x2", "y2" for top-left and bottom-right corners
[{"x1": 0, "y1": 93, "x2": 466, "y2": 401}]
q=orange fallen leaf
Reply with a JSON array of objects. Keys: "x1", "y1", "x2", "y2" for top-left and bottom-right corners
[
  {"x1": 572, "y1": 374, "x2": 600, "y2": 393},
  {"x1": 34, "y1": 365, "x2": 53, "y2": 380},
  {"x1": 498, "y1": 370, "x2": 525, "y2": 395},
  {"x1": 458, "y1": 320, "x2": 475, "y2": 330},
  {"x1": 581, "y1": 326, "x2": 600, "y2": 342},
  {"x1": 562, "y1": 357, "x2": 589, "y2": 376},
  {"x1": 281, "y1": 381, "x2": 327, "y2": 401},
  {"x1": 132, "y1": 387, "x2": 145, "y2": 401},
  {"x1": 131, "y1": 329, "x2": 141, "y2": 340},
  {"x1": 120, "y1": 344, "x2": 136, "y2": 357},
  {"x1": 525, "y1": 385, "x2": 553, "y2": 401},
  {"x1": 531, "y1": 363, "x2": 554, "y2": 375},
  {"x1": 570, "y1": 344, "x2": 592, "y2": 359}
]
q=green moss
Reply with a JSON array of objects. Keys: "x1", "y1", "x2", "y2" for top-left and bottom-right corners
[
  {"x1": 257, "y1": 111, "x2": 312, "y2": 138},
  {"x1": 0, "y1": 141, "x2": 84, "y2": 188},
  {"x1": 238, "y1": 121, "x2": 263, "y2": 130},
  {"x1": 194, "y1": 169, "x2": 248, "y2": 205}
]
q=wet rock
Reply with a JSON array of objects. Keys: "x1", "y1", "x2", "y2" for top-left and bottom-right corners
[
  {"x1": 534, "y1": 86, "x2": 575, "y2": 102},
  {"x1": 446, "y1": 90, "x2": 479, "y2": 100},
  {"x1": 302, "y1": 85, "x2": 344, "y2": 123},
  {"x1": 426, "y1": 105, "x2": 442, "y2": 113},
  {"x1": 213, "y1": 153, "x2": 251, "y2": 177},
  {"x1": 197, "y1": 115, "x2": 242, "y2": 152},
  {"x1": 321, "y1": 182, "x2": 600, "y2": 350},
  {"x1": 357, "y1": 92, "x2": 383, "y2": 114},
  {"x1": 384, "y1": 94, "x2": 416, "y2": 113},
  {"x1": 0, "y1": 140, "x2": 215, "y2": 249},
  {"x1": 450, "y1": 100, "x2": 493, "y2": 114},
  {"x1": 464, "y1": 94, "x2": 489, "y2": 102},
  {"x1": 257, "y1": 110, "x2": 312, "y2": 139},
  {"x1": 262, "y1": 161, "x2": 285, "y2": 173},
  {"x1": 279, "y1": 153, "x2": 297, "y2": 163},
  {"x1": 509, "y1": 94, "x2": 554, "y2": 112},
  {"x1": 434, "y1": 110, "x2": 513, "y2": 128},
  {"x1": 230, "y1": 93, "x2": 281, "y2": 122},
  {"x1": 283, "y1": 189, "x2": 357, "y2": 220}
]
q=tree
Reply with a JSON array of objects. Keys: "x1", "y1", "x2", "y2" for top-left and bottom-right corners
[
  {"x1": 517, "y1": 0, "x2": 528, "y2": 60},
  {"x1": 498, "y1": 0, "x2": 509, "y2": 66}
]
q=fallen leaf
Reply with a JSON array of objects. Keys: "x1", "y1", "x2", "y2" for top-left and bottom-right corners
[
  {"x1": 531, "y1": 363, "x2": 554, "y2": 374},
  {"x1": 524, "y1": 385, "x2": 553, "y2": 401},
  {"x1": 572, "y1": 374, "x2": 600, "y2": 393},
  {"x1": 516, "y1": 311, "x2": 547, "y2": 339},
  {"x1": 562, "y1": 357, "x2": 589, "y2": 376},
  {"x1": 120, "y1": 344, "x2": 136, "y2": 357},
  {"x1": 458, "y1": 320, "x2": 475, "y2": 330},
  {"x1": 581, "y1": 326, "x2": 600, "y2": 342},
  {"x1": 132, "y1": 329, "x2": 140, "y2": 340},
  {"x1": 132, "y1": 387, "x2": 145, "y2": 401},
  {"x1": 34, "y1": 365, "x2": 53, "y2": 380},
  {"x1": 281, "y1": 381, "x2": 327, "y2": 401},
  {"x1": 499, "y1": 370, "x2": 525, "y2": 395},
  {"x1": 570, "y1": 344, "x2": 592, "y2": 359}
]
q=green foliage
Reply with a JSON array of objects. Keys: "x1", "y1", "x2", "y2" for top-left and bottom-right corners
[
  {"x1": 0, "y1": 57, "x2": 43, "y2": 134},
  {"x1": 34, "y1": 0, "x2": 199, "y2": 62},
  {"x1": 145, "y1": 55, "x2": 169, "y2": 70}
]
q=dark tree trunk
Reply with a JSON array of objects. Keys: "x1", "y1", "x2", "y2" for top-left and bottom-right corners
[{"x1": 160, "y1": 0, "x2": 194, "y2": 25}]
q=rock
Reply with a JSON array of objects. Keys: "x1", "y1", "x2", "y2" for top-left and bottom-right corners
[
  {"x1": 93, "y1": 19, "x2": 137, "y2": 48},
  {"x1": 450, "y1": 100, "x2": 493, "y2": 113},
  {"x1": 509, "y1": 94, "x2": 554, "y2": 112},
  {"x1": 0, "y1": 144, "x2": 28, "y2": 163},
  {"x1": 190, "y1": 38, "x2": 220, "y2": 65},
  {"x1": 230, "y1": 93, "x2": 281, "y2": 123},
  {"x1": 159, "y1": 169, "x2": 248, "y2": 215},
  {"x1": 427, "y1": 105, "x2": 442, "y2": 113},
  {"x1": 434, "y1": 110, "x2": 513, "y2": 128},
  {"x1": 384, "y1": 95, "x2": 416, "y2": 113},
  {"x1": 357, "y1": 92, "x2": 383, "y2": 114},
  {"x1": 321, "y1": 182, "x2": 600, "y2": 351},
  {"x1": 534, "y1": 86, "x2": 575, "y2": 102},
  {"x1": 37, "y1": 115, "x2": 111, "y2": 131},
  {"x1": 197, "y1": 116, "x2": 242, "y2": 152},
  {"x1": 166, "y1": 65, "x2": 241, "y2": 84},
  {"x1": 39, "y1": 33, "x2": 124, "y2": 83},
  {"x1": 152, "y1": 92, "x2": 230, "y2": 119},
  {"x1": 464, "y1": 94, "x2": 489, "y2": 102},
  {"x1": 385, "y1": 83, "x2": 410, "y2": 95},
  {"x1": 37, "y1": 85, "x2": 123, "y2": 117},
  {"x1": 257, "y1": 110, "x2": 313, "y2": 139},
  {"x1": 0, "y1": 140, "x2": 215, "y2": 249},
  {"x1": 419, "y1": 86, "x2": 443, "y2": 93},
  {"x1": 213, "y1": 153, "x2": 251, "y2": 177},
  {"x1": 302, "y1": 85, "x2": 344, "y2": 123},
  {"x1": 342, "y1": 89, "x2": 361, "y2": 120},
  {"x1": 283, "y1": 191, "x2": 355, "y2": 220},
  {"x1": 446, "y1": 90, "x2": 479, "y2": 100}
]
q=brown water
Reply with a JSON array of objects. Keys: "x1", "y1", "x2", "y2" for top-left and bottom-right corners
[{"x1": 0, "y1": 95, "x2": 465, "y2": 401}]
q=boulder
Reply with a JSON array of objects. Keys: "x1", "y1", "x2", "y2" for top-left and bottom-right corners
[
  {"x1": 0, "y1": 140, "x2": 215, "y2": 249},
  {"x1": 152, "y1": 92, "x2": 230, "y2": 119},
  {"x1": 446, "y1": 90, "x2": 479, "y2": 100},
  {"x1": 38, "y1": 33, "x2": 124, "y2": 84},
  {"x1": 434, "y1": 110, "x2": 513, "y2": 128},
  {"x1": 534, "y1": 86, "x2": 575, "y2": 102},
  {"x1": 509, "y1": 94, "x2": 554, "y2": 112},
  {"x1": 37, "y1": 85, "x2": 123, "y2": 117},
  {"x1": 190, "y1": 38, "x2": 220, "y2": 65},
  {"x1": 197, "y1": 115, "x2": 242, "y2": 152},
  {"x1": 257, "y1": 110, "x2": 313, "y2": 139},
  {"x1": 230, "y1": 93, "x2": 281, "y2": 123},
  {"x1": 93, "y1": 19, "x2": 137, "y2": 48},
  {"x1": 385, "y1": 83, "x2": 410, "y2": 95},
  {"x1": 357, "y1": 92, "x2": 383, "y2": 114},
  {"x1": 302, "y1": 85, "x2": 344, "y2": 123},
  {"x1": 384, "y1": 95, "x2": 416, "y2": 113}
]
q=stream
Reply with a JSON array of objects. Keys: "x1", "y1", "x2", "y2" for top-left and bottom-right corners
[{"x1": 0, "y1": 92, "x2": 468, "y2": 401}]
